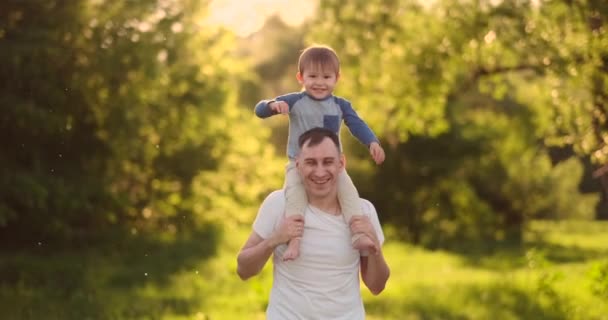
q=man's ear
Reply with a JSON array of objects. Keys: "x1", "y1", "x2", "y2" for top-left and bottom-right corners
[{"x1": 340, "y1": 154, "x2": 346, "y2": 170}]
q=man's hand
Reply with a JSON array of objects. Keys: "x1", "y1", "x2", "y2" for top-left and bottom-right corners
[
  {"x1": 355, "y1": 213, "x2": 390, "y2": 295},
  {"x1": 269, "y1": 101, "x2": 289, "y2": 115},
  {"x1": 369, "y1": 142, "x2": 385, "y2": 165},
  {"x1": 350, "y1": 215, "x2": 380, "y2": 254},
  {"x1": 237, "y1": 215, "x2": 303, "y2": 280},
  {"x1": 274, "y1": 215, "x2": 304, "y2": 245}
]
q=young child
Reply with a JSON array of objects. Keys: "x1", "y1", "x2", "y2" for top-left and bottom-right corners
[{"x1": 254, "y1": 44, "x2": 385, "y2": 261}]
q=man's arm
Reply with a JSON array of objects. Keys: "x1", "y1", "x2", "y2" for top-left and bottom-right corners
[
  {"x1": 360, "y1": 251, "x2": 390, "y2": 295},
  {"x1": 236, "y1": 232, "x2": 281, "y2": 280},
  {"x1": 237, "y1": 215, "x2": 304, "y2": 280},
  {"x1": 350, "y1": 215, "x2": 390, "y2": 295}
]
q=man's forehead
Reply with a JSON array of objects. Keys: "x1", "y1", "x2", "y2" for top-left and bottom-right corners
[
  {"x1": 300, "y1": 138, "x2": 340, "y2": 158},
  {"x1": 301, "y1": 154, "x2": 338, "y2": 161}
]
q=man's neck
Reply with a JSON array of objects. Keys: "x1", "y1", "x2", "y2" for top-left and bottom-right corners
[{"x1": 308, "y1": 194, "x2": 341, "y2": 215}]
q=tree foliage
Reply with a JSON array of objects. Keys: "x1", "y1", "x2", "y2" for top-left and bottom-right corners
[
  {"x1": 235, "y1": 16, "x2": 307, "y2": 151},
  {"x1": 314, "y1": 0, "x2": 607, "y2": 162},
  {"x1": 0, "y1": 0, "x2": 282, "y2": 245},
  {"x1": 310, "y1": 0, "x2": 605, "y2": 244}
]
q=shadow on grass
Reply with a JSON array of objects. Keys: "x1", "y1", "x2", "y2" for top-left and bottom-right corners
[
  {"x1": 0, "y1": 223, "x2": 221, "y2": 320},
  {"x1": 432, "y1": 229, "x2": 608, "y2": 271},
  {"x1": 366, "y1": 283, "x2": 571, "y2": 320},
  {"x1": 524, "y1": 241, "x2": 608, "y2": 264},
  {"x1": 450, "y1": 241, "x2": 608, "y2": 272}
]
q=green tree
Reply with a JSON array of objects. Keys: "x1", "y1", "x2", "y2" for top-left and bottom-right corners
[
  {"x1": 309, "y1": 0, "x2": 604, "y2": 244},
  {"x1": 314, "y1": 0, "x2": 607, "y2": 163},
  {"x1": 236, "y1": 15, "x2": 307, "y2": 152},
  {"x1": 0, "y1": 0, "x2": 282, "y2": 245}
]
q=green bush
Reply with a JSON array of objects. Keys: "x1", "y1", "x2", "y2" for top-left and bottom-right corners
[{"x1": 589, "y1": 260, "x2": 608, "y2": 298}]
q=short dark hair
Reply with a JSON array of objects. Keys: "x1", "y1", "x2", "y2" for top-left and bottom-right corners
[
  {"x1": 298, "y1": 45, "x2": 340, "y2": 76},
  {"x1": 298, "y1": 127, "x2": 341, "y2": 151}
]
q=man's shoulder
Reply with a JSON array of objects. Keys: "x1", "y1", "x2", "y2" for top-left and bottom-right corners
[
  {"x1": 358, "y1": 198, "x2": 377, "y2": 214},
  {"x1": 358, "y1": 197, "x2": 373, "y2": 206},
  {"x1": 266, "y1": 189, "x2": 285, "y2": 200},
  {"x1": 254, "y1": 190, "x2": 286, "y2": 237},
  {"x1": 263, "y1": 189, "x2": 286, "y2": 205}
]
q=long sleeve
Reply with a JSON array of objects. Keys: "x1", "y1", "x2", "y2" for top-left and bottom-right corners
[
  {"x1": 254, "y1": 99, "x2": 276, "y2": 118},
  {"x1": 336, "y1": 97, "x2": 378, "y2": 146},
  {"x1": 254, "y1": 92, "x2": 305, "y2": 119}
]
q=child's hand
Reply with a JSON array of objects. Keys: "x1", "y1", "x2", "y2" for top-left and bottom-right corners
[
  {"x1": 269, "y1": 101, "x2": 289, "y2": 115},
  {"x1": 369, "y1": 142, "x2": 385, "y2": 165}
]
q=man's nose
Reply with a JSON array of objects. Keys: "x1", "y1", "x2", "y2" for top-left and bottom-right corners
[{"x1": 311, "y1": 166, "x2": 326, "y2": 176}]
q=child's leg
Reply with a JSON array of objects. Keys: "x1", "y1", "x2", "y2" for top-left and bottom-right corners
[
  {"x1": 283, "y1": 161, "x2": 307, "y2": 261},
  {"x1": 338, "y1": 170, "x2": 377, "y2": 254}
]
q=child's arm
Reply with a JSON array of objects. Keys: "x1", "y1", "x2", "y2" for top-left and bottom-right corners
[
  {"x1": 336, "y1": 98, "x2": 386, "y2": 164},
  {"x1": 254, "y1": 100, "x2": 279, "y2": 118},
  {"x1": 368, "y1": 142, "x2": 385, "y2": 164},
  {"x1": 254, "y1": 93, "x2": 303, "y2": 118},
  {"x1": 269, "y1": 101, "x2": 289, "y2": 114}
]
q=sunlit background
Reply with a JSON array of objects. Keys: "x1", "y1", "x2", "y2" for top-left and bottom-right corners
[
  {"x1": 207, "y1": 0, "x2": 317, "y2": 36},
  {"x1": 1, "y1": 0, "x2": 607, "y2": 319}
]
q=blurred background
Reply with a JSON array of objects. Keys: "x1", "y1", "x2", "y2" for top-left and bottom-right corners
[{"x1": 1, "y1": 0, "x2": 607, "y2": 319}]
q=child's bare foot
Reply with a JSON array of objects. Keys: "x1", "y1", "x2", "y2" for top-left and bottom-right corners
[
  {"x1": 353, "y1": 234, "x2": 378, "y2": 254},
  {"x1": 282, "y1": 238, "x2": 301, "y2": 261}
]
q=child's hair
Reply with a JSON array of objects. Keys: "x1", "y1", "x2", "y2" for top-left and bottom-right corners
[{"x1": 298, "y1": 45, "x2": 340, "y2": 75}]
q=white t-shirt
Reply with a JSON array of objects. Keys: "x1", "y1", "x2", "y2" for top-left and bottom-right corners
[{"x1": 253, "y1": 190, "x2": 385, "y2": 320}]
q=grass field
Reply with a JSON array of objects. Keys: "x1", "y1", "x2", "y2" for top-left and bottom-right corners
[{"x1": 1, "y1": 221, "x2": 608, "y2": 319}]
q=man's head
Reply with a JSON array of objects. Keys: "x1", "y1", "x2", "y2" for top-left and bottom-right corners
[
  {"x1": 296, "y1": 128, "x2": 344, "y2": 202},
  {"x1": 296, "y1": 45, "x2": 340, "y2": 100}
]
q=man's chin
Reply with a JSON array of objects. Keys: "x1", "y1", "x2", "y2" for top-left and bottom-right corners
[{"x1": 309, "y1": 186, "x2": 332, "y2": 198}]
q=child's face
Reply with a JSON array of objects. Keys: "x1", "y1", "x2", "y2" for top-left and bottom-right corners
[{"x1": 297, "y1": 64, "x2": 339, "y2": 100}]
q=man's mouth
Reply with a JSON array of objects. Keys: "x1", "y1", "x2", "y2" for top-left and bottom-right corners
[{"x1": 311, "y1": 177, "x2": 330, "y2": 185}]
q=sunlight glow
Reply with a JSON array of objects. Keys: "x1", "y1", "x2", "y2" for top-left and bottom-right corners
[{"x1": 206, "y1": 0, "x2": 317, "y2": 37}]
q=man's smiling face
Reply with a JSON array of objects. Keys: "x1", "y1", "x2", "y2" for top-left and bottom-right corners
[{"x1": 296, "y1": 137, "x2": 344, "y2": 201}]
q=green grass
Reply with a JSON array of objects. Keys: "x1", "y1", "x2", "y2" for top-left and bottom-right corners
[{"x1": 1, "y1": 221, "x2": 608, "y2": 319}]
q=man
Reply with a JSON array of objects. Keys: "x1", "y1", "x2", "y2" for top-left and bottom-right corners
[{"x1": 237, "y1": 127, "x2": 390, "y2": 319}]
